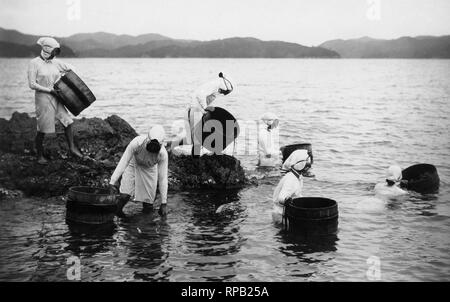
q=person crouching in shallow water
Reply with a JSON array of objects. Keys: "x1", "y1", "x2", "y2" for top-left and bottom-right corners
[
  {"x1": 257, "y1": 112, "x2": 280, "y2": 167},
  {"x1": 272, "y1": 150, "x2": 312, "y2": 224},
  {"x1": 374, "y1": 165, "x2": 407, "y2": 196},
  {"x1": 27, "y1": 37, "x2": 82, "y2": 164},
  {"x1": 109, "y1": 125, "x2": 168, "y2": 217}
]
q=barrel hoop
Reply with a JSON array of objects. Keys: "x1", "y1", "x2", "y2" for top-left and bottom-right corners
[
  {"x1": 61, "y1": 73, "x2": 95, "y2": 107},
  {"x1": 55, "y1": 81, "x2": 83, "y2": 116},
  {"x1": 285, "y1": 214, "x2": 339, "y2": 222}
]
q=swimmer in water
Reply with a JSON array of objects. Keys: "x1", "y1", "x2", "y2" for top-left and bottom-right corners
[{"x1": 374, "y1": 165, "x2": 407, "y2": 196}]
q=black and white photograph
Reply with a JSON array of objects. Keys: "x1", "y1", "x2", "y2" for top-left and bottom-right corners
[{"x1": 0, "y1": 0, "x2": 449, "y2": 287}]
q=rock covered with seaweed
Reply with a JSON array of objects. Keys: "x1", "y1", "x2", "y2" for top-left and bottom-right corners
[{"x1": 0, "y1": 112, "x2": 248, "y2": 198}]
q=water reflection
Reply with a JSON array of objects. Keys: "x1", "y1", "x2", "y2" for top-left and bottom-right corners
[
  {"x1": 184, "y1": 190, "x2": 246, "y2": 256},
  {"x1": 119, "y1": 212, "x2": 171, "y2": 281},
  {"x1": 65, "y1": 221, "x2": 117, "y2": 256},
  {"x1": 277, "y1": 231, "x2": 339, "y2": 260},
  {"x1": 382, "y1": 191, "x2": 439, "y2": 216},
  {"x1": 180, "y1": 190, "x2": 246, "y2": 281}
]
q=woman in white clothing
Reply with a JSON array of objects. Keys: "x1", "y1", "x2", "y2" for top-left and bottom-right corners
[
  {"x1": 185, "y1": 72, "x2": 233, "y2": 157},
  {"x1": 374, "y1": 165, "x2": 407, "y2": 196},
  {"x1": 27, "y1": 37, "x2": 82, "y2": 164},
  {"x1": 257, "y1": 112, "x2": 280, "y2": 167},
  {"x1": 272, "y1": 150, "x2": 312, "y2": 224},
  {"x1": 109, "y1": 126, "x2": 169, "y2": 216}
]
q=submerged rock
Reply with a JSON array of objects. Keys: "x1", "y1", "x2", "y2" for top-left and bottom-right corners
[
  {"x1": 168, "y1": 152, "x2": 248, "y2": 190},
  {"x1": 0, "y1": 112, "x2": 249, "y2": 197}
]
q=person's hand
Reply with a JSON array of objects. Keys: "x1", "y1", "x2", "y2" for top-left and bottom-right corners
[
  {"x1": 158, "y1": 204, "x2": 167, "y2": 216},
  {"x1": 205, "y1": 106, "x2": 215, "y2": 112},
  {"x1": 49, "y1": 88, "x2": 59, "y2": 97},
  {"x1": 109, "y1": 184, "x2": 119, "y2": 195}
]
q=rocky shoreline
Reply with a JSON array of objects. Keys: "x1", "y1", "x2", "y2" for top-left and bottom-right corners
[{"x1": 0, "y1": 112, "x2": 249, "y2": 199}]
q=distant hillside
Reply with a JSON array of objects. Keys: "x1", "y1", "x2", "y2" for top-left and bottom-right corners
[
  {"x1": 146, "y1": 37, "x2": 339, "y2": 58},
  {"x1": 0, "y1": 28, "x2": 77, "y2": 57},
  {"x1": 320, "y1": 36, "x2": 450, "y2": 58},
  {"x1": 0, "y1": 27, "x2": 41, "y2": 46},
  {"x1": 0, "y1": 41, "x2": 76, "y2": 58},
  {"x1": 78, "y1": 37, "x2": 339, "y2": 58},
  {"x1": 0, "y1": 27, "x2": 339, "y2": 58},
  {"x1": 61, "y1": 31, "x2": 172, "y2": 52}
]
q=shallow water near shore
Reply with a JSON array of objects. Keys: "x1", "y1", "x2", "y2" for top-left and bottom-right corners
[{"x1": 1, "y1": 58, "x2": 450, "y2": 281}]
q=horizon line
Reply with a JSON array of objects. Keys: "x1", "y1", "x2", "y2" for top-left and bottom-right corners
[{"x1": 1, "y1": 26, "x2": 450, "y2": 47}]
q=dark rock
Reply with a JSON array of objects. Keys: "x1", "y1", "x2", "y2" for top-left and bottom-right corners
[
  {"x1": 0, "y1": 112, "x2": 249, "y2": 197},
  {"x1": 0, "y1": 111, "x2": 138, "y2": 160},
  {"x1": 0, "y1": 186, "x2": 24, "y2": 200},
  {"x1": 0, "y1": 112, "x2": 138, "y2": 197},
  {"x1": 168, "y1": 153, "x2": 248, "y2": 190}
]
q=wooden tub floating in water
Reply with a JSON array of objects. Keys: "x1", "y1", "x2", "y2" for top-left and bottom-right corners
[
  {"x1": 401, "y1": 163, "x2": 440, "y2": 194},
  {"x1": 284, "y1": 197, "x2": 338, "y2": 236},
  {"x1": 66, "y1": 186, "x2": 119, "y2": 225}
]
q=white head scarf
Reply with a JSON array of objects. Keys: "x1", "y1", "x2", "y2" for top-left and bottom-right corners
[
  {"x1": 261, "y1": 112, "x2": 279, "y2": 129},
  {"x1": 148, "y1": 125, "x2": 166, "y2": 143},
  {"x1": 282, "y1": 149, "x2": 310, "y2": 171},
  {"x1": 386, "y1": 165, "x2": 402, "y2": 182},
  {"x1": 37, "y1": 37, "x2": 60, "y2": 60}
]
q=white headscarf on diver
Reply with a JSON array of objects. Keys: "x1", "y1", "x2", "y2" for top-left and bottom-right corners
[
  {"x1": 148, "y1": 125, "x2": 166, "y2": 143},
  {"x1": 145, "y1": 125, "x2": 166, "y2": 153},
  {"x1": 37, "y1": 37, "x2": 61, "y2": 60},
  {"x1": 282, "y1": 149, "x2": 311, "y2": 175},
  {"x1": 374, "y1": 164, "x2": 407, "y2": 196},
  {"x1": 386, "y1": 165, "x2": 402, "y2": 184},
  {"x1": 261, "y1": 112, "x2": 279, "y2": 130}
]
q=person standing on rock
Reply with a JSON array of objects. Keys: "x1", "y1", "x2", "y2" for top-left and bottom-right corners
[
  {"x1": 27, "y1": 37, "x2": 82, "y2": 164},
  {"x1": 109, "y1": 125, "x2": 169, "y2": 216},
  {"x1": 185, "y1": 72, "x2": 233, "y2": 157}
]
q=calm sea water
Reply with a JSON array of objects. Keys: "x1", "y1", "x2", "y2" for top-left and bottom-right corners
[{"x1": 0, "y1": 58, "x2": 449, "y2": 281}]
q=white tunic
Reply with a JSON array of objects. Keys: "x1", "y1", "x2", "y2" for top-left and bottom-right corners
[
  {"x1": 27, "y1": 57, "x2": 74, "y2": 133},
  {"x1": 257, "y1": 124, "x2": 280, "y2": 167},
  {"x1": 374, "y1": 183, "x2": 407, "y2": 197},
  {"x1": 185, "y1": 78, "x2": 229, "y2": 145},
  {"x1": 272, "y1": 172, "x2": 303, "y2": 224},
  {"x1": 110, "y1": 135, "x2": 168, "y2": 204}
]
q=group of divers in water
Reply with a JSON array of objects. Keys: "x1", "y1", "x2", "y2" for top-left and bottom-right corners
[{"x1": 27, "y1": 37, "x2": 438, "y2": 224}]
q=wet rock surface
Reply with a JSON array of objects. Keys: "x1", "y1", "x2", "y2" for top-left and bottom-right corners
[
  {"x1": 168, "y1": 152, "x2": 248, "y2": 190},
  {"x1": 0, "y1": 112, "x2": 249, "y2": 197}
]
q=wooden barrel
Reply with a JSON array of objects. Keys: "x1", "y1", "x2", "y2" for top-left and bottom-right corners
[
  {"x1": 284, "y1": 197, "x2": 339, "y2": 235},
  {"x1": 66, "y1": 186, "x2": 119, "y2": 225},
  {"x1": 54, "y1": 70, "x2": 96, "y2": 116},
  {"x1": 280, "y1": 143, "x2": 313, "y2": 164},
  {"x1": 196, "y1": 107, "x2": 240, "y2": 154},
  {"x1": 401, "y1": 164, "x2": 440, "y2": 194}
]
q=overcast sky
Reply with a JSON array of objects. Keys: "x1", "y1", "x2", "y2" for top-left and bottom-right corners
[{"x1": 0, "y1": 0, "x2": 449, "y2": 45}]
